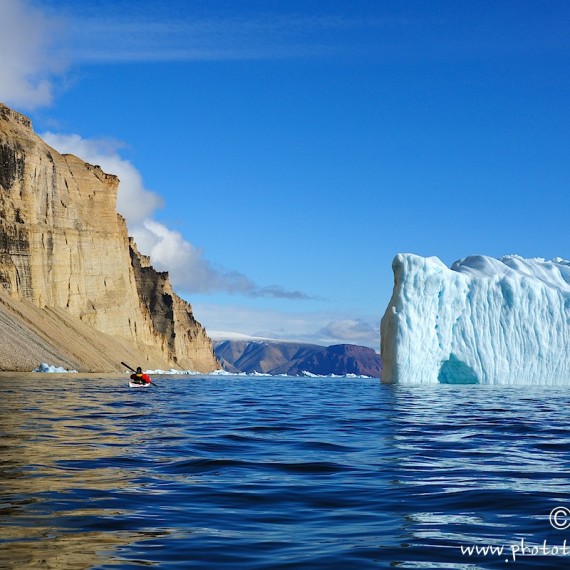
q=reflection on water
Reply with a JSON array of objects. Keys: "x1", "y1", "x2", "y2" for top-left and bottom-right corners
[
  {"x1": 0, "y1": 375, "x2": 154, "y2": 568},
  {"x1": 387, "y1": 385, "x2": 570, "y2": 569},
  {"x1": 1, "y1": 375, "x2": 570, "y2": 569}
]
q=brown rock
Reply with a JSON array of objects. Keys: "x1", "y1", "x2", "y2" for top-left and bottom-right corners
[{"x1": 0, "y1": 102, "x2": 218, "y2": 372}]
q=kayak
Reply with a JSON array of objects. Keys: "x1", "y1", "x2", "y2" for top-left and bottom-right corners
[{"x1": 129, "y1": 380, "x2": 151, "y2": 388}]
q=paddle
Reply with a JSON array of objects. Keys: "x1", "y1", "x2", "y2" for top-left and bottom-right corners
[
  {"x1": 121, "y1": 361, "x2": 136, "y2": 373},
  {"x1": 121, "y1": 361, "x2": 159, "y2": 387}
]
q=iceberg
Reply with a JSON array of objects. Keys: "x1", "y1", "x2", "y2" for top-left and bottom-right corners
[
  {"x1": 33, "y1": 363, "x2": 78, "y2": 373},
  {"x1": 380, "y1": 254, "x2": 570, "y2": 385}
]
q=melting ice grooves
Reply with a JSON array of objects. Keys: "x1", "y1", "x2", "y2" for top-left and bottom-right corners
[{"x1": 380, "y1": 253, "x2": 570, "y2": 385}]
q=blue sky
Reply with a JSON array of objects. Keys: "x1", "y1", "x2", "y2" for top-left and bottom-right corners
[{"x1": 1, "y1": 0, "x2": 569, "y2": 348}]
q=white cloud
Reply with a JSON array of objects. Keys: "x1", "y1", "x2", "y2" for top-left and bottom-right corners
[
  {"x1": 0, "y1": 1, "x2": 353, "y2": 110},
  {"x1": 194, "y1": 304, "x2": 380, "y2": 349},
  {"x1": 131, "y1": 220, "x2": 237, "y2": 294},
  {"x1": 62, "y1": 12, "x2": 374, "y2": 64},
  {"x1": 0, "y1": 0, "x2": 66, "y2": 109},
  {"x1": 133, "y1": 219, "x2": 312, "y2": 299},
  {"x1": 42, "y1": 132, "x2": 311, "y2": 300},
  {"x1": 318, "y1": 319, "x2": 379, "y2": 343}
]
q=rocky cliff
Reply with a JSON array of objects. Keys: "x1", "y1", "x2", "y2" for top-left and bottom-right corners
[{"x1": 0, "y1": 103, "x2": 218, "y2": 372}]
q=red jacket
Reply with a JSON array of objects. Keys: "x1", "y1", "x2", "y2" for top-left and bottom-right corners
[{"x1": 130, "y1": 372, "x2": 151, "y2": 384}]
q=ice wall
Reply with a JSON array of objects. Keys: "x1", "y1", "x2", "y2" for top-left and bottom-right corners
[{"x1": 380, "y1": 253, "x2": 570, "y2": 385}]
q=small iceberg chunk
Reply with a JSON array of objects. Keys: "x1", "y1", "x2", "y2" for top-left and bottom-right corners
[{"x1": 33, "y1": 363, "x2": 78, "y2": 373}]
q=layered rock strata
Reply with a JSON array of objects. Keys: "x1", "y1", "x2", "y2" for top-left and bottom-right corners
[{"x1": 0, "y1": 103, "x2": 218, "y2": 372}]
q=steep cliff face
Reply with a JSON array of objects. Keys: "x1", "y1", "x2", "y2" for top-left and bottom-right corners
[
  {"x1": 0, "y1": 103, "x2": 218, "y2": 372},
  {"x1": 129, "y1": 241, "x2": 217, "y2": 370}
]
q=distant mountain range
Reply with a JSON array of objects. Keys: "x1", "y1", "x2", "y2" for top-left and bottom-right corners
[{"x1": 213, "y1": 340, "x2": 382, "y2": 377}]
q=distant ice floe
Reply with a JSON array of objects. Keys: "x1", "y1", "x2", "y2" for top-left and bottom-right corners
[
  {"x1": 33, "y1": 363, "x2": 78, "y2": 373},
  {"x1": 144, "y1": 368, "x2": 237, "y2": 376},
  {"x1": 300, "y1": 371, "x2": 373, "y2": 379},
  {"x1": 144, "y1": 368, "x2": 371, "y2": 379},
  {"x1": 144, "y1": 369, "x2": 201, "y2": 375}
]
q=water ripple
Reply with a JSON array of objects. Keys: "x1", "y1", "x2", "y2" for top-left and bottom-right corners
[{"x1": 1, "y1": 376, "x2": 570, "y2": 568}]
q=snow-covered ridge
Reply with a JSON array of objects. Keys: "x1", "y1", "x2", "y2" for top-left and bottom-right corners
[
  {"x1": 451, "y1": 255, "x2": 570, "y2": 290},
  {"x1": 380, "y1": 254, "x2": 570, "y2": 385},
  {"x1": 208, "y1": 330, "x2": 318, "y2": 345}
]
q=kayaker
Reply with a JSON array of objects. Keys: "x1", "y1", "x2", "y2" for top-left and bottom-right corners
[{"x1": 130, "y1": 367, "x2": 152, "y2": 385}]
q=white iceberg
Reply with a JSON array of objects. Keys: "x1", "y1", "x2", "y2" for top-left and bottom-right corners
[
  {"x1": 380, "y1": 254, "x2": 570, "y2": 385},
  {"x1": 33, "y1": 363, "x2": 78, "y2": 373}
]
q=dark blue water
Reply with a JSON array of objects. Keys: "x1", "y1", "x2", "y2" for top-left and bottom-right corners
[{"x1": 1, "y1": 375, "x2": 570, "y2": 569}]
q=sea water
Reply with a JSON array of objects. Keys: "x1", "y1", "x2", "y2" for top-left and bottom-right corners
[{"x1": 1, "y1": 374, "x2": 570, "y2": 569}]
